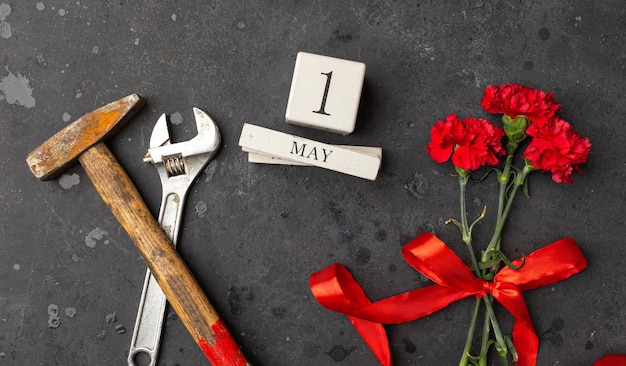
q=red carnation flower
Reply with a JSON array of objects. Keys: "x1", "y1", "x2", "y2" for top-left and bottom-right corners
[
  {"x1": 482, "y1": 83, "x2": 560, "y2": 126},
  {"x1": 427, "y1": 114, "x2": 506, "y2": 171},
  {"x1": 425, "y1": 114, "x2": 464, "y2": 164},
  {"x1": 523, "y1": 117, "x2": 591, "y2": 184}
]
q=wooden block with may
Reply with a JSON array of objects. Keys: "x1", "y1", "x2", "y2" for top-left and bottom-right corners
[
  {"x1": 245, "y1": 145, "x2": 382, "y2": 167},
  {"x1": 238, "y1": 123, "x2": 381, "y2": 181}
]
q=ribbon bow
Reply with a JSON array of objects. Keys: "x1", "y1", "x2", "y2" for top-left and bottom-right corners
[{"x1": 310, "y1": 232, "x2": 587, "y2": 366}]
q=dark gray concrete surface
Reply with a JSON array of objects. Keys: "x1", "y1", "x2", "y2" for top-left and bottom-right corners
[{"x1": 1, "y1": 1, "x2": 624, "y2": 365}]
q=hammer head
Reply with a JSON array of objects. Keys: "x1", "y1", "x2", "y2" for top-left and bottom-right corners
[{"x1": 26, "y1": 94, "x2": 146, "y2": 180}]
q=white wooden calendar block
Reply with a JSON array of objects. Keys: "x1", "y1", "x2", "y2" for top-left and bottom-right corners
[
  {"x1": 245, "y1": 145, "x2": 382, "y2": 166},
  {"x1": 285, "y1": 52, "x2": 366, "y2": 135},
  {"x1": 239, "y1": 123, "x2": 381, "y2": 181}
]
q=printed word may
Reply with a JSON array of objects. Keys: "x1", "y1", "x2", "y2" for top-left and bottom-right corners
[{"x1": 290, "y1": 142, "x2": 333, "y2": 162}]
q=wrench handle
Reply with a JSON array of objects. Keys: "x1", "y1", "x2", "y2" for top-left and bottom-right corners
[
  {"x1": 128, "y1": 269, "x2": 166, "y2": 366},
  {"x1": 128, "y1": 192, "x2": 183, "y2": 366},
  {"x1": 79, "y1": 143, "x2": 251, "y2": 366}
]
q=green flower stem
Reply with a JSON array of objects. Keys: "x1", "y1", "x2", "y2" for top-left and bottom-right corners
[
  {"x1": 495, "y1": 154, "x2": 513, "y2": 238},
  {"x1": 483, "y1": 295, "x2": 508, "y2": 355},
  {"x1": 457, "y1": 128, "x2": 533, "y2": 365},
  {"x1": 458, "y1": 173, "x2": 481, "y2": 277},
  {"x1": 474, "y1": 150, "x2": 532, "y2": 365},
  {"x1": 492, "y1": 179, "x2": 508, "y2": 256},
  {"x1": 457, "y1": 172, "x2": 486, "y2": 366},
  {"x1": 473, "y1": 153, "x2": 518, "y2": 364},
  {"x1": 483, "y1": 183, "x2": 519, "y2": 259},
  {"x1": 482, "y1": 144, "x2": 530, "y2": 262},
  {"x1": 459, "y1": 299, "x2": 482, "y2": 366},
  {"x1": 457, "y1": 157, "x2": 533, "y2": 365},
  {"x1": 478, "y1": 304, "x2": 492, "y2": 366},
  {"x1": 473, "y1": 142, "x2": 526, "y2": 365},
  {"x1": 458, "y1": 171, "x2": 490, "y2": 366}
]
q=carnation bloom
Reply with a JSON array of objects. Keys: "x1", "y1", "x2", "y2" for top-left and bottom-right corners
[
  {"x1": 482, "y1": 83, "x2": 560, "y2": 126},
  {"x1": 426, "y1": 114, "x2": 506, "y2": 171},
  {"x1": 523, "y1": 117, "x2": 591, "y2": 184}
]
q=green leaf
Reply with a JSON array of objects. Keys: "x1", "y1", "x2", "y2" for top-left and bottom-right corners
[
  {"x1": 472, "y1": 168, "x2": 501, "y2": 183},
  {"x1": 478, "y1": 258, "x2": 501, "y2": 269},
  {"x1": 494, "y1": 342, "x2": 508, "y2": 356},
  {"x1": 501, "y1": 253, "x2": 525, "y2": 271},
  {"x1": 506, "y1": 335, "x2": 519, "y2": 362},
  {"x1": 486, "y1": 250, "x2": 525, "y2": 270},
  {"x1": 480, "y1": 250, "x2": 525, "y2": 271},
  {"x1": 466, "y1": 339, "x2": 496, "y2": 364}
]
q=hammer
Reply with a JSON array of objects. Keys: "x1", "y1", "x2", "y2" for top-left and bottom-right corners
[{"x1": 26, "y1": 94, "x2": 251, "y2": 366}]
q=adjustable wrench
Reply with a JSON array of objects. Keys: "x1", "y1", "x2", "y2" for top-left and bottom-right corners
[{"x1": 128, "y1": 108, "x2": 220, "y2": 366}]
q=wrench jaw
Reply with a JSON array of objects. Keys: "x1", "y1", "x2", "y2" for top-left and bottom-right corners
[
  {"x1": 149, "y1": 114, "x2": 171, "y2": 151},
  {"x1": 192, "y1": 107, "x2": 221, "y2": 157},
  {"x1": 144, "y1": 108, "x2": 221, "y2": 166},
  {"x1": 144, "y1": 108, "x2": 221, "y2": 185}
]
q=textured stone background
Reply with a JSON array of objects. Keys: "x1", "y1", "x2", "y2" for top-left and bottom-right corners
[{"x1": 1, "y1": 1, "x2": 624, "y2": 365}]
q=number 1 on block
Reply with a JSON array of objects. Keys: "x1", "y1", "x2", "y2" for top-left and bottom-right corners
[
  {"x1": 285, "y1": 52, "x2": 366, "y2": 135},
  {"x1": 313, "y1": 71, "x2": 332, "y2": 116}
]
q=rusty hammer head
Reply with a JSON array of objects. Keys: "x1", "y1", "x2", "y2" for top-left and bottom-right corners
[{"x1": 26, "y1": 94, "x2": 146, "y2": 180}]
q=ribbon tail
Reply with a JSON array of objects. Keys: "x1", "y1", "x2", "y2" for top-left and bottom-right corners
[
  {"x1": 491, "y1": 284, "x2": 537, "y2": 366},
  {"x1": 347, "y1": 315, "x2": 391, "y2": 366},
  {"x1": 511, "y1": 316, "x2": 538, "y2": 366},
  {"x1": 310, "y1": 263, "x2": 471, "y2": 366},
  {"x1": 311, "y1": 264, "x2": 391, "y2": 366}
]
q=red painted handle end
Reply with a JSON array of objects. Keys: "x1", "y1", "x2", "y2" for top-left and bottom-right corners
[{"x1": 198, "y1": 320, "x2": 251, "y2": 366}]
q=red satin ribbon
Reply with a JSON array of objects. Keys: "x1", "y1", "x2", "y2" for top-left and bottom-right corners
[
  {"x1": 310, "y1": 232, "x2": 588, "y2": 366},
  {"x1": 594, "y1": 355, "x2": 626, "y2": 365}
]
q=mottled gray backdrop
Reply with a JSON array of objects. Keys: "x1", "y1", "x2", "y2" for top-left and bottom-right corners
[{"x1": 1, "y1": 1, "x2": 624, "y2": 365}]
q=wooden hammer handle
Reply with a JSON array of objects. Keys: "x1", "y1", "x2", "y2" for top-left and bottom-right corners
[{"x1": 79, "y1": 143, "x2": 251, "y2": 366}]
